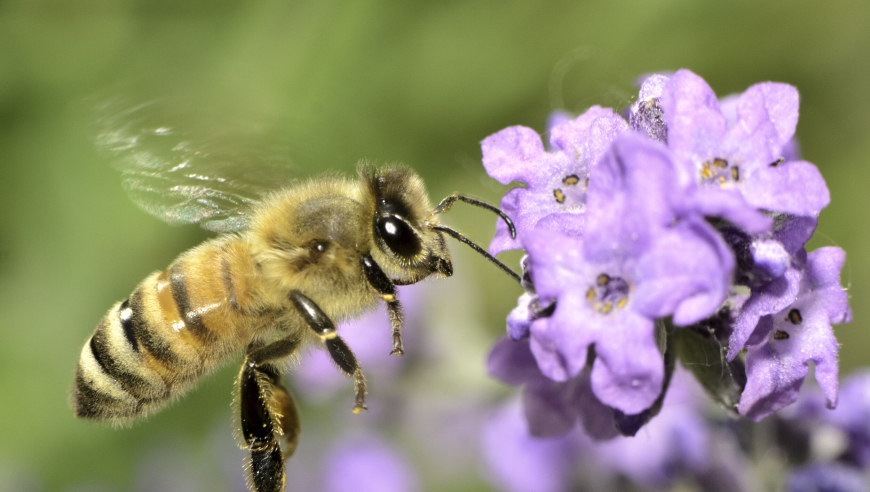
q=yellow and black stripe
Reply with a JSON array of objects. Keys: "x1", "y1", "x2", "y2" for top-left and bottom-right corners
[{"x1": 74, "y1": 239, "x2": 256, "y2": 422}]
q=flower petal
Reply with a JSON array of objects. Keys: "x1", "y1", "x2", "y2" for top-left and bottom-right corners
[
  {"x1": 481, "y1": 125, "x2": 547, "y2": 185},
  {"x1": 633, "y1": 218, "x2": 733, "y2": 325},
  {"x1": 743, "y1": 160, "x2": 830, "y2": 216},
  {"x1": 487, "y1": 337, "x2": 546, "y2": 386},
  {"x1": 589, "y1": 310, "x2": 664, "y2": 414},
  {"x1": 659, "y1": 69, "x2": 727, "y2": 167},
  {"x1": 736, "y1": 82, "x2": 799, "y2": 153}
]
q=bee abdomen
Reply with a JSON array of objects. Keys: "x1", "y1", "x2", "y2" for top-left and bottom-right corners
[{"x1": 74, "y1": 291, "x2": 174, "y2": 421}]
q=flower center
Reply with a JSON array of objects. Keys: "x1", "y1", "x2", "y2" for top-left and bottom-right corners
[
  {"x1": 585, "y1": 273, "x2": 630, "y2": 314},
  {"x1": 552, "y1": 174, "x2": 586, "y2": 206},
  {"x1": 699, "y1": 158, "x2": 740, "y2": 187}
]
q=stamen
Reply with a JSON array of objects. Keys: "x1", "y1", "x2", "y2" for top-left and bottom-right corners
[
  {"x1": 699, "y1": 157, "x2": 740, "y2": 187},
  {"x1": 563, "y1": 175, "x2": 580, "y2": 185},
  {"x1": 586, "y1": 273, "x2": 630, "y2": 314},
  {"x1": 773, "y1": 330, "x2": 790, "y2": 340},
  {"x1": 787, "y1": 309, "x2": 802, "y2": 325},
  {"x1": 553, "y1": 189, "x2": 565, "y2": 204},
  {"x1": 701, "y1": 162, "x2": 713, "y2": 180}
]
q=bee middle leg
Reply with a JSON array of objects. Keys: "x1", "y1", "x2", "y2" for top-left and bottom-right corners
[
  {"x1": 360, "y1": 254, "x2": 405, "y2": 355},
  {"x1": 288, "y1": 290, "x2": 368, "y2": 413},
  {"x1": 239, "y1": 338, "x2": 302, "y2": 492}
]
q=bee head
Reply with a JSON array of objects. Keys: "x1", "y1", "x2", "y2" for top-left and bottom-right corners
[
  {"x1": 361, "y1": 163, "x2": 519, "y2": 286},
  {"x1": 361, "y1": 164, "x2": 453, "y2": 284}
]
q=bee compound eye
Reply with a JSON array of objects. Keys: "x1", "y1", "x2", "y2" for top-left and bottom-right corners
[{"x1": 376, "y1": 215, "x2": 422, "y2": 259}]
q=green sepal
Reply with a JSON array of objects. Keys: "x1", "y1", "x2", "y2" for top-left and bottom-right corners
[{"x1": 673, "y1": 324, "x2": 746, "y2": 417}]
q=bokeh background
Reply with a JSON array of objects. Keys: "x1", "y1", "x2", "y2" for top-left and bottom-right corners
[{"x1": 1, "y1": 1, "x2": 868, "y2": 491}]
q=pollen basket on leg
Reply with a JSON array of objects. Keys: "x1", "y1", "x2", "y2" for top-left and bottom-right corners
[{"x1": 586, "y1": 274, "x2": 630, "y2": 314}]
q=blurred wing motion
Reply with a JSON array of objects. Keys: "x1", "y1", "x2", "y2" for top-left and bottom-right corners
[{"x1": 94, "y1": 97, "x2": 295, "y2": 233}]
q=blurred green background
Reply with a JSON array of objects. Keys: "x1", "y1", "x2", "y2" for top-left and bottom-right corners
[{"x1": 1, "y1": 1, "x2": 868, "y2": 491}]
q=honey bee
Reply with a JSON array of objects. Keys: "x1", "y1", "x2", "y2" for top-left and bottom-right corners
[{"x1": 73, "y1": 100, "x2": 519, "y2": 492}]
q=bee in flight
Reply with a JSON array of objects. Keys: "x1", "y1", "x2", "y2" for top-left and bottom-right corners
[{"x1": 73, "y1": 100, "x2": 519, "y2": 492}]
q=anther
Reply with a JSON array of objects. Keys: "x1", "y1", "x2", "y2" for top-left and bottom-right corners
[{"x1": 787, "y1": 309, "x2": 802, "y2": 325}]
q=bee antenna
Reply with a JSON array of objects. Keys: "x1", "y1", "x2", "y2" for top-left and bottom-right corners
[
  {"x1": 431, "y1": 225, "x2": 521, "y2": 284},
  {"x1": 433, "y1": 194, "x2": 516, "y2": 239}
]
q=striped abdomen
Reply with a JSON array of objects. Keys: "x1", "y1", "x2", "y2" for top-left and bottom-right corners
[{"x1": 74, "y1": 238, "x2": 263, "y2": 422}]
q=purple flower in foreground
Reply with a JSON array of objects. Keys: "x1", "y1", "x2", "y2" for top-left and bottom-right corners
[
  {"x1": 482, "y1": 106, "x2": 628, "y2": 254},
  {"x1": 738, "y1": 247, "x2": 850, "y2": 421},
  {"x1": 660, "y1": 69, "x2": 829, "y2": 228},
  {"x1": 524, "y1": 135, "x2": 734, "y2": 414},
  {"x1": 322, "y1": 434, "x2": 420, "y2": 492}
]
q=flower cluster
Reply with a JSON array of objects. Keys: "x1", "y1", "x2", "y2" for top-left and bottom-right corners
[{"x1": 484, "y1": 69, "x2": 851, "y2": 438}]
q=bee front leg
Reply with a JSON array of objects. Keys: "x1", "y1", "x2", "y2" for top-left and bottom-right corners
[
  {"x1": 288, "y1": 290, "x2": 368, "y2": 413},
  {"x1": 238, "y1": 338, "x2": 302, "y2": 492},
  {"x1": 360, "y1": 254, "x2": 405, "y2": 355}
]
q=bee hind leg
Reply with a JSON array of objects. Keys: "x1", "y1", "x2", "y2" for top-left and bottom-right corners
[
  {"x1": 239, "y1": 338, "x2": 302, "y2": 492},
  {"x1": 288, "y1": 290, "x2": 368, "y2": 413}
]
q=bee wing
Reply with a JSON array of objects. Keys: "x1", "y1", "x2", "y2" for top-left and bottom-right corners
[{"x1": 94, "y1": 98, "x2": 295, "y2": 233}]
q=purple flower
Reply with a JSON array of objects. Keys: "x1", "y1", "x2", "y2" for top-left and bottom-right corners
[
  {"x1": 487, "y1": 336, "x2": 617, "y2": 439},
  {"x1": 826, "y1": 372, "x2": 870, "y2": 467},
  {"x1": 786, "y1": 463, "x2": 867, "y2": 492},
  {"x1": 791, "y1": 371, "x2": 870, "y2": 468},
  {"x1": 726, "y1": 214, "x2": 819, "y2": 358},
  {"x1": 660, "y1": 69, "x2": 829, "y2": 227},
  {"x1": 481, "y1": 106, "x2": 628, "y2": 254},
  {"x1": 738, "y1": 247, "x2": 850, "y2": 421},
  {"x1": 322, "y1": 434, "x2": 421, "y2": 492},
  {"x1": 523, "y1": 134, "x2": 734, "y2": 414},
  {"x1": 480, "y1": 398, "x2": 580, "y2": 492}
]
